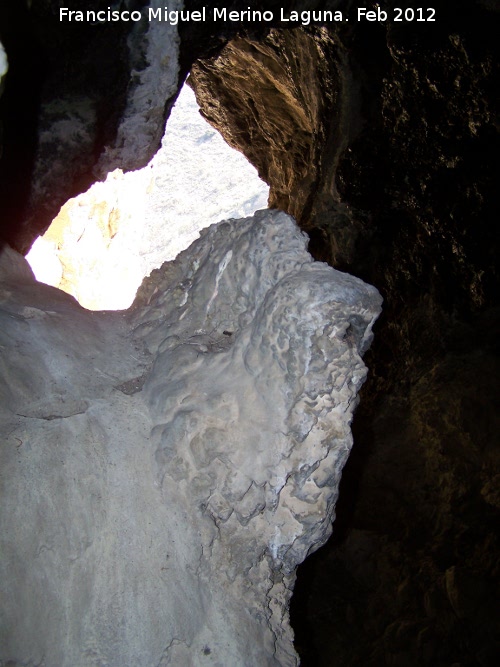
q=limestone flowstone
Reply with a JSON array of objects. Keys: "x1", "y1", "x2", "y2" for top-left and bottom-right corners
[{"x1": 0, "y1": 209, "x2": 381, "y2": 666}]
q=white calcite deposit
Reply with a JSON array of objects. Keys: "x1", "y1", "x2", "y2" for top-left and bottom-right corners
[{"x1": 0, "y1": 210, "x2": 381, "y2": 666}]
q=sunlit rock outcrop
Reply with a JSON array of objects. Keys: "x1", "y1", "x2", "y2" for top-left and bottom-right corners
[{"x1": 0, "y1": 209, "x2": 381, "y2": 666}]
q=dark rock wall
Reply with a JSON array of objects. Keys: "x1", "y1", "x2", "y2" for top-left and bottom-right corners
[
  {"x1": 188, "y1": 3, "x2": 500, "y2": 665},
  {"x1": 0, "y1": 1, "x2": 499, "y2": 665},
  {"x1": 190, "y1": 9, "x2": 499, "y2": 311},
  {"x1": 0, "y1": 1, "x2": 130, "y2": 250},
  {"x1": 0, "y1": 0, "x2": 180, "y2": 253}
]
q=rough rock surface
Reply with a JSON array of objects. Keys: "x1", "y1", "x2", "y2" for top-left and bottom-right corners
[
  {"x1": 0, "y1": 0, "x2": 182, "y2": 251},
  {"x1": 0, "y1": 209, "x2": 381, "y2": 666},
  {"x1": 187, "y1": 8, "x2": 500, "y2": 664},
  {"x1": 1, "y1": 2, "x2": 499, "y2": 665},
  {"x1": 189, "y1": 28, "x2": 343, "y2": 224},
  {"x1": 0, "y1": 40, "x2": 6, "y2": 89}
]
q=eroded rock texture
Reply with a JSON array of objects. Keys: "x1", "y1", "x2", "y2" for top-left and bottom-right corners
[
  {"x1": 187, "y1": 5, "x2": 500, "y2": 665},
  {"x1": 0, "y1": 210, "x2": 381, "y2": 666},
  {"x1": 0, "y1": 0, "x2": 181, "y2": 251},
  {"x1": 190, "y1": 29, "x2": 343, "y2": 223},
  {"x1": 1, "y1": 1, "x2": 499, "y2": 665}
]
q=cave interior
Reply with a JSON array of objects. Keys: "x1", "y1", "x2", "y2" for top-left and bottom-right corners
[{"x1": 0, "y1": 1, "x2": 499, "y2": 666}]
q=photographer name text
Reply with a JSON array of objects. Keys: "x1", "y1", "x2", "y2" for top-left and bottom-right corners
[{"x1": 59, "y1": 6, "x2": 437, "y2": 26}]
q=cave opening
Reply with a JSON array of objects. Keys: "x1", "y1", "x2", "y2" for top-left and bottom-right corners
[{"x1": 25, "y1": 82, "x2": 269, "y2": 310}]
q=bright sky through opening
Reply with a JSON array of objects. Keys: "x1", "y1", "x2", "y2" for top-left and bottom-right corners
[{"x1": 27, "y1": 84, "x2": 269, "y2": 310}]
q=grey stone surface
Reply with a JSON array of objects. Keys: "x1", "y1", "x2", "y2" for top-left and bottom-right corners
[
  {"x1": 0, "y1": 40, "x2": 7, "y2": 89},
  {"x1": 95, "y1": 0, "x2": 182, "y2": 177},
  {"x1": 0, "y1": 209, "x2": 381, "y2": 666}
]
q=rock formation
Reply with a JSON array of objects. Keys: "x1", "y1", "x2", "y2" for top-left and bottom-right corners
[
  {"x1": 0, "y1": 1, "x2": 498, "y2": 665},
  {"x1": 0, "y1": 40, "x2": 6, "y2": 91},
  {"x1": 0, "y1": 0, "x2": 182, "y2": 251},
  {"x1": 187, "y1": 8, "x2": 500, "y2": 665},
  {"x1": 0, "y1": 210, "x2": 381, "y2": 666}
]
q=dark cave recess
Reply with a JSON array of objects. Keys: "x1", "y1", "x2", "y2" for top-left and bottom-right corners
[{"x1": 1, "y1": 1, "x2": 499, "y2": 665}]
